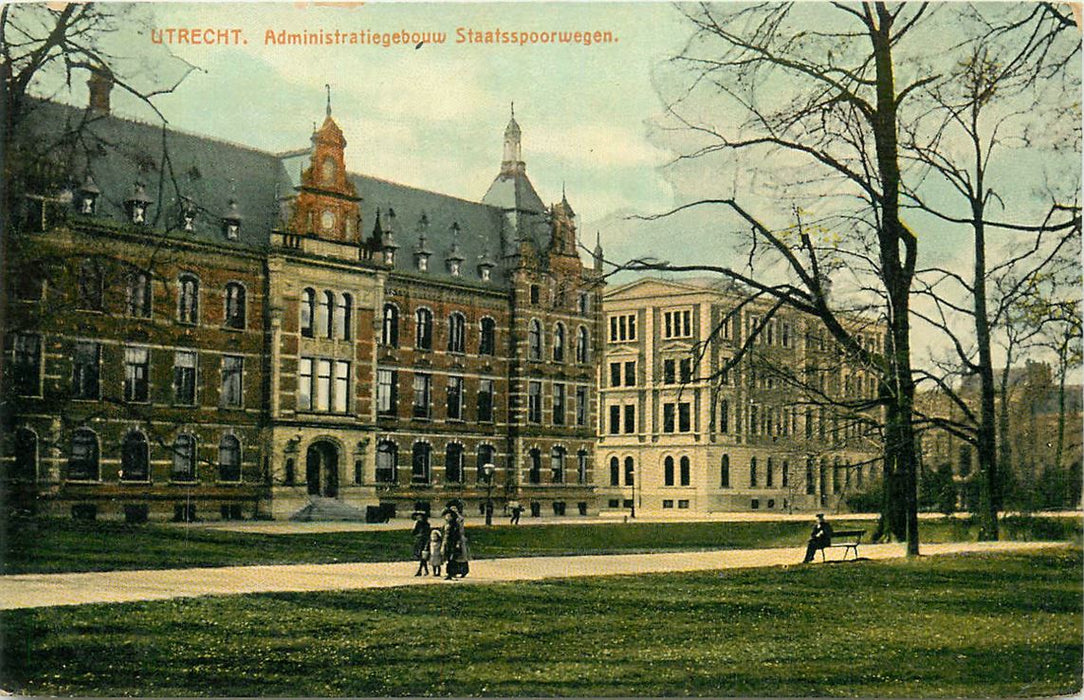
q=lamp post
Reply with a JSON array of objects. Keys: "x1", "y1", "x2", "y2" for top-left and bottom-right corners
[{"x1": 482, "y1": 463, "x2": 495, "y2": 526}]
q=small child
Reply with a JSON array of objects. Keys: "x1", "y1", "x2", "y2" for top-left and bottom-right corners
[{"x1": 429, "y1": 529, "x2": 444, "y2": 577}]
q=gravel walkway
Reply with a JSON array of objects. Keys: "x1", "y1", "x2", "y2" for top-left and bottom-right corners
[{"x1": 0, "y1": 540, "x2": 1063, "y2": 610}]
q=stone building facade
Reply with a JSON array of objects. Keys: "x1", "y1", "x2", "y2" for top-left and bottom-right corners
[
  {"x1": 598, "y1": 278, "x2": 884, "y2": 516},
  {"x1": 2, "y1": 80, "x2": 602, "y2": 521}
]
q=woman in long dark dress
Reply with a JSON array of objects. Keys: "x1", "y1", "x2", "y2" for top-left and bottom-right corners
[
  {"x1": 440, "y1": 508, "x2": 471, "y2": 579},
  {"x1": 412, "y1": 512, "x2": 431, "y2": 576}
]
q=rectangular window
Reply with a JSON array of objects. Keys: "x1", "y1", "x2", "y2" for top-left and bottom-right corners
[
  {"x1": 623, "y1": 404, "x2": 635, "y2": 434},
  {"x1": 334, "y1": 361, "x2": 349, "y2": 413},
  {"x1": 610, "y1": 362, "x2": 622, "y2": 388},
  {"x1": 124, "y1": 346, "x2": 149, "y2": 403},
  {"x1": 575, "y1": 386, "x2": 587, "y2": 426},
  {"x1": 609, "y1": 404, "x2": 620, "y2": 434},
  {"x1": 377, "y1": 368, "x2": 397, "y2": 415},
  {"x1": 678, "y1": 499, "x2": 690, "y2": 509},
  {"x1": 477, "y1": 378, "x2": 494, "y2": 422},
  {"x1": 447, "y1": 376, "x2": 464, "y2": 420},
  {"x1": 678, "y1": 402, "x2": 691, "y2": 432},
  {"x1": 663, "y1": 309, "x2": 692, "y2": 338},
  {"x1": 624, "y1": 361, "x2": 635, "y2": 387},
  {"x1": 73, "y1": 341, "x2": 101, "y2": 400},
  {"x1": 13, "y1": 334, "x2": 42, "y2": 396},
  {"x1": 298, "y1": 358, "x2": 313, "y2": 410},
  {"x1": 679, "y1": 358, "x2": 692, "y2": 383},
  {"x1": 553, "y1": 383, "x2": 566, "y2": 426},
  {"x1": 663, "y1": 403, "x2": 675, "y2": 433},
  {"x1": 662, "y1": 499, "x2": 674, "y2": 509},
  {"x1": 413, "y1": 373, "x2": 431, "y2": 419},
  {"x1": 173, "y1": 350, "x2": 197, "y2": 405},
  {"x1": 221, "y1": 355, "x2": 243, "y2": 407},
  {"x1": 609, "y1": 314, "x2": 636, "y2": 342},
  {"x1": 316, "y1": 359, "x2": 332, "y2": 411},
  {"x1": 663, "y1": 359, "x2": 676, "y2": 385},
  {"x1": 528, "y1": 380, "x2": 542, "y2": 423}
]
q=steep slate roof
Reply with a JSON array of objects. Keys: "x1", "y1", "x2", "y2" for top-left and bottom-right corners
[
  {"x1": 352, "y1": 173, "x2": 510, "y2": 289},
  {"x1": 20, "y1": 99, "x2": 291, "y2": 251}
]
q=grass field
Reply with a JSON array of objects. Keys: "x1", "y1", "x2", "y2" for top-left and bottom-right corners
[
  {"x1": 2, "y1": 548, "x2": 1080, "y2": 697},
  {"x1": 3, "y1": 514, "x2": 1079, "y2": 574}
]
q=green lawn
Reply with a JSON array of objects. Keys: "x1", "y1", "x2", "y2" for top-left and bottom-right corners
[
  {"x1": 2, "y1": 548, "x2": 1080, "y2": 697},
  {"x1": 3, "y1": 514, "x2": 1080, "y2": 574}
]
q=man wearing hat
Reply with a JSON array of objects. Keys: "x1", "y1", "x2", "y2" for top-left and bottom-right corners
[{"x1": 802, "y1": 513, "x2": 834, "y2": 563}]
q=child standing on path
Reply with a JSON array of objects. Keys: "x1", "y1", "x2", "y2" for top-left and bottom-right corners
[{"x1": 428, "y1": 528, "x2": 444, "y2": 577}]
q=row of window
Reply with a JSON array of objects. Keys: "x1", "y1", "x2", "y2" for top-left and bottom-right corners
[
  {"x1": 606, "y1": 358, "x2": 696, "y2": 388},
  {"x1": 373, "y1": 442, "x2": 589, "y2": 485},
  {"x1": 10, "y1": 336, "x2": 245, "y2": 406},
  {"x1": 8, "y1": 427, "x2": 244, "y2": 483},
  {"x1": 606, "y1": 402, "x2": 691, "y2": 435},
  {"x1": 601, "y1": 454, "x2": 867, "y2": 492},
  {"x1": 607, "y1": 309, "x2": 693, "y2": 343},
  {"x1": 55, "y1": 263, "x2": 251, "y2": 329},
  {"x1": 300, "y1": 288, "x2": 353, "y2": 340},
  {"x1": 381, "y1": 305, "x2": 495, "y2": 354},
  {"x1": 606, "y1": 456, "x2": 692, "y2": 486},
  {"x1": 526, "y1": 380, "x2": 589, "y2": 426}
]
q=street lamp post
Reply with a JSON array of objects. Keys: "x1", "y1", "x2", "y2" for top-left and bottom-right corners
[{"x1": 482, "y1": 463, "x2": 495, "y2": 526}]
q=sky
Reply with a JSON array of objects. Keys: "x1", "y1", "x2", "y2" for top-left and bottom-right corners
[{"x1": 29, "y1": 1, "x2": 1082, "y2": 372}]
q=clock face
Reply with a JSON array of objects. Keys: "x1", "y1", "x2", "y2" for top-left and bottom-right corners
[
  {"x1": 321, "y1": 210, "x2": 335, "y2": 232},
  {"x1": 321, "y1": 156, "x2": 336, "y2": 182}
]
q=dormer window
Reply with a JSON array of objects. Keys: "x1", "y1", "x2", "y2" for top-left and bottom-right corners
[
  {"x1": 222, "y1": 199, "x2": 242, "y2": 240},
  {"x1": 77, "y1": 175, "x2": 100, "y2": 215},
  {"x1": 384, "y1": 248, "x2": 396, "y2": 266},
  {"x1": 480, "y1": 266, "x2": 491, "y2": 282},
  {"x1": 418, "y1": 255, "x2": 429, "y2": 272},
  {"x1": 125, "y1": 182, "x2": 152, "y2": 225},
  {"x1": 449, "y1": 260, "x2": 461, "y2": 276}
]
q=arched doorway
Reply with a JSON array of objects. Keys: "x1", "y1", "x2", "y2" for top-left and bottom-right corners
[{"x1": 306, "y1": 441, "x2": 339, "y2": 497}]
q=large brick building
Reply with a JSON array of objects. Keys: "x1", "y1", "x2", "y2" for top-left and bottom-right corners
[{"x1": 3, "y1": 78, "x2": 603, "y2": 521}]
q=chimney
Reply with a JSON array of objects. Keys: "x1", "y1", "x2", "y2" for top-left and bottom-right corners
[{"x1": 87, "y1": 67, "x2": 114, "y2": 115}]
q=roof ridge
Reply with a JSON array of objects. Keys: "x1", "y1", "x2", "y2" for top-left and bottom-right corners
[{"x1": 348, "y1": 170, "x2": 504, "y2": 212}]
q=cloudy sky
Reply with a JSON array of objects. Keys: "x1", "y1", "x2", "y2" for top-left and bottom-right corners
[{"x1": 37, "y1": 2, "x2": 1081, "y2": 368}]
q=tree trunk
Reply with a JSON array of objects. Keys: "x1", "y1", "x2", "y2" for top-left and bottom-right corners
[{"x1": 971, "y1": 203, "x2": 1000, "y2": 540}]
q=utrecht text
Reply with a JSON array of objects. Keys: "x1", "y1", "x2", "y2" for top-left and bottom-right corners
[{"x1": 151, "y1": 27, "x2": 245, "y2": 45}]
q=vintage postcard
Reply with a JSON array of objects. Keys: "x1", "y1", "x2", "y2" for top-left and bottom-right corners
[{"x1": 1, "y1": 1, "x2": 1081, "y2": 697}]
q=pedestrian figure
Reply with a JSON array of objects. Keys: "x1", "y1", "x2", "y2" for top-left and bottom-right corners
[
  {"x1": 509, "y1": 499, "x2": 523, "y2": 525},
  {"x1": 802, "y1": 513, "x2": 834, "y2": 563},
  {"x1": 441, "y1": 507, "x2": 471, "y2": 579},
  {"x1": 412, "y1": 511, "x2": 431, "y2": 576},
  {"x1": 428, "y1": 528, "x2": 444, "y2": 577}
]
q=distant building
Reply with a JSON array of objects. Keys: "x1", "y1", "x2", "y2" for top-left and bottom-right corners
[
  {"x1": 2, "y1": 74, "x2": 603, "y2": 521},
  {"x1": 598, "y1": 278, "x2": 884, "y2": 515}
]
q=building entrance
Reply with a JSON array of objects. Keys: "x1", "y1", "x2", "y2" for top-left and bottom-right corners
[{"x1": 306, "y1": 441, "x2": 339, "y2": 497}]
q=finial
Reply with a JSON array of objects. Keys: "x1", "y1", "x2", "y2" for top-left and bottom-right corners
[
  {"x1": 325, "y1": 84, "x2": 332, "y2": 117},
  {"x1": 511, "y1": 101, "x2": 515, "y2": 119},
  {"x1": 596, "y1": 231, "x2": 601, "y2": 247}
]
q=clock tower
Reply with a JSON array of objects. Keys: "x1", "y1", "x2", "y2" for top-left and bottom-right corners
[{"x1": 288, "y1": 100, "x2": 361, "y2": 244}]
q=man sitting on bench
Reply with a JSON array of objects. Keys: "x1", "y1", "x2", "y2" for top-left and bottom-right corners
[{"x1": 802, "y1": 513, "x2": 833, "y2": 563}]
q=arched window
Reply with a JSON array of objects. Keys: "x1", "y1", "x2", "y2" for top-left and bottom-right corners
[
  {"x1": 178, "y1": 274, "x2": 199, "y2": 324},
  {"x1": 382, "y1": 304, "x2": 399, "y2": 346},
  {"x1": 719, "y1": 399, "x2": 729, "y2": 433},
  {"x1": 664, "y1": 456, "x2": 675, "y2": 486},
  {"x1": 721, "y1": 454, "x2": 730, "y2": 488},
  {"x1": 218, "y1": 435, "x2": 241, "y2": 482},
  {"x1": 528, "y1": 319, "x2": 542, "y2": 360},
  {"x1": 553, "y1": 323, "x2": 565, "y2": 362},
  {"x1": 320, "y1": 291, "x2": 335, "y2": 338},
  {"x1": 335, "y1": 293, "x2": 352, "y2": 340},
  {"x1": 528, "y1": 448, "x2": 542, "y2": 484},
  {"x1": 609, "y1": 456, "x2": 620, "y2": 486},
  {"x1": 477, "y1": 444, "x2": 496, "y2": 482},
  {"x1": 412, "y1": 442, "x2": 431, "y2": 484},
  {"x1": 766, "y1": 457, "x2": 774, "y2": 488},
  {"x1": 576, "y1": 326, "x2": 589, "y2": 364},
  {"x1": 376, "y1": 441, "x2": 398, "y2": 483},
  {"x1": 224, "y1": 283, "x2": 246, "y2": 329},
  {"x1": 12, "y1": 428, "x2": 37, "y2": 481},
  {"x1": 447, "y1": 312, "x2": 465, "y2": 353},
  {"x1": 445, "y1": 443, "x2": 464, "y2": 483},
  {"x1": 577, "y1": 450, "x2": 588, "y2": 484},
  {"x1": 479, "y1": 318, "x2": 496, "y2": 355},
  {"x1": 172, "y1": 434, "x2": 197, "y2": 482},
  {"x1": 122, "y1": 431, "x2": 149, "y2": 481},
  {"x1": 300, "y1": 288, "x2": 315, "y2": 337},
  {"x1": 78, "y1": 260, "x2": 103, "y2": 311},
  {"x1": 750, "y1": 456, "x2": 758, "y2": 487},
  {"x1": 415, "y1": 308, "x2": 433, "y2": 350},
  {"x1": 127, "y1": 270, "x2": 151, "y2": 318},
  {"x1": 69, "y1": 429, "x2": 99, "y2": 481},
  {"x1": 624, "y1": 456, "x2": 634, "y2": 486},
  {"x1": 551, "y1": 446, "x2": 566, "y2": 483},
  {"x1": 680, "y1": 456, "x2": 691, "y2": 486}
]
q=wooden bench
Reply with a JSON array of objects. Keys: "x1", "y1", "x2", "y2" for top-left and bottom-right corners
[{"x1": 819, "y1": 529, "x2": 865, "y2": 561}]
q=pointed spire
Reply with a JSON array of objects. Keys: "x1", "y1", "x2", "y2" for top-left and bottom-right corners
[
  {"x1": 593, "y1": 230, "x2": 604, "y2": 272},
  {"x1": 502, "y1": 102, "x2": 523, "y2": 172},
  {"x1": 325, "y1": 83, "x2": 332, "y2": 117}
]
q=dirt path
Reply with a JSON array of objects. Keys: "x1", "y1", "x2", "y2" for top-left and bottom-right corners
[{"x1": 1, "y1": 540, "x2": 1063, "y2": 610}]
